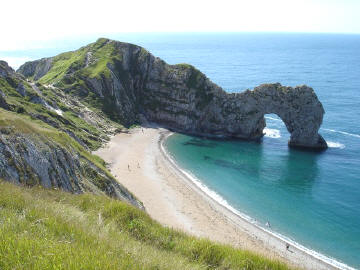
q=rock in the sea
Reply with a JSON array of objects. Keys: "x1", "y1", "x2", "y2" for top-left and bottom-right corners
[{"x1": 18, "y1": 38, "x2": 327, "y2": 149}]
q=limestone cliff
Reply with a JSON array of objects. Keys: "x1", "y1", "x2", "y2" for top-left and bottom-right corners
[
  {"x1": 17, "y1": 58, "x2": 52, "y2": 80},
  {"x1": 0, "y1": 126, "x2": 138, "y2": 205},
  {"x1": 0, "y1": 60, "x2": 143, "y2": 209},
  {"x1": 18, "y1": 38, "x2": 327, "y2": 149}
]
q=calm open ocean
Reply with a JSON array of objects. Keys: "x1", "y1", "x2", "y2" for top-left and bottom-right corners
[{"x1": 2, "y1": 33, "x2": 359, "y2": 268}]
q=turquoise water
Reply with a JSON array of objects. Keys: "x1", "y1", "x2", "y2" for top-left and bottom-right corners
[
  {"x1": 1, "y1": 33, "x2": 359, "y2": 268},
  {"x1": 165, "y1": 125, "x2": 359, "y2": 268},
  {"x1": 151, "y1": 34, "x2": 360, "y2": 268}
]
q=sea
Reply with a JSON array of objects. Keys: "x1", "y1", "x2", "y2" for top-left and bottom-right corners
[{"x1": 1, "y1": 33, "x2": 359, "y2": 269}]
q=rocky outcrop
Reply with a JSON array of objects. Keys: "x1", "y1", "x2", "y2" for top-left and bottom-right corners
[
  {"x1": 17, "y1": 58, "x2": 53, "y2": 80},
  {"x1": 0, "y1": 60, "x2": 15, "y2": 78},
  {"x1": 139, "y1": 58, "x2": 327, "y2": 149},
  {"x1": 0, "y1": 60, "x2": 143, "y2": 209},
  {"x1": 223, "y1": 84, "x2": 327, "y2": 149},
  {"x1": 0, "y1": 129, "x2": 143, "y2": 209},
  {"x1": 18, "y1": 38, "x2": 327, "y2": 149},
  {"x1": 0, "y1": 90, "x2": 9, "y2": 110}
]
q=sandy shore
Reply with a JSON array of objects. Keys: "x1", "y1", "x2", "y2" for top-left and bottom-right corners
[{"x1": 94, "y1": 126, "x2": 343, "y2": 270}]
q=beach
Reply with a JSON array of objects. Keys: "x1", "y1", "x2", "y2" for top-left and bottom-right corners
[{"x1": 94, "y1": 126, "x2": 342, "y2": 270}]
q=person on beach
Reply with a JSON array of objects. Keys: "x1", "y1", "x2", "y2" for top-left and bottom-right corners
[
  {"x1": 128, "y1": 164, "x2": 130, "y2": 171},
  {"x1": 286, "y1": 243, "x2": 290, "y2": 251},
  {"x1": 265, "y1": 221, "x2": 271, "y2": 228}
]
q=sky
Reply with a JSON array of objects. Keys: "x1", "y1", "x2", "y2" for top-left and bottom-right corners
[{"x1": 1, "y1": 0, "x2": 359, "y2": 53}]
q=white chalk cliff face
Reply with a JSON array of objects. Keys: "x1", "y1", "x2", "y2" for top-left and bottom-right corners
[{"x1": 18, "y1": 38, "x2": 327, "y2": 149}]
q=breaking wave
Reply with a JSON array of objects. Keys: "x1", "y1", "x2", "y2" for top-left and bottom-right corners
[
  {"x1": 264, "y1": 128, "x2": 281, "y2": 138},
  {"x1": 322, "y1": 128, "x2": 360, "y2": 139},
  {"x1": 327, "y1": 141, "x2": 345, "y2": 149}
]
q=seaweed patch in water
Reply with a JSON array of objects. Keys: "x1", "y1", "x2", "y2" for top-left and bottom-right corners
[
  {"x1": 214, "y1": 159, "x2": 258, "y2": 175},
  {"x1": 183, "y1": 138, "x2": 217, "y2": 148}
]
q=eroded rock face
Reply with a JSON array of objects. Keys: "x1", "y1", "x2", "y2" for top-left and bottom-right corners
[
  {"x1": 141, "y1": 58, "x2": 327, "y2": 149},
  {"x1": 0, "y1": 60, "x2": 15, "y2": 78},
  {"x1": 0, "y1": 90, "x2": 9, "y2": 110},
  {"x1": 0, "y1": 131, "x2": 143, "y2": 208},
  {"x1": 18, "y1": 39, "x2": 327, "y2": 149},
  {"x1": 221, "y1": 84, "x2": 327, "y2": 149},
  {"x1": 0, "y1": 60, "x2": 144, "y2": 208},
  {"x1": 17, "y1": 58, "x2": 53, "y2": 80}
]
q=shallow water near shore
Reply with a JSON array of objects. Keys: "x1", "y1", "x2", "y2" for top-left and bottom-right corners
[
  {"x1": 2, "y1": 32, "x2": 360, "y2": 268},
  {"x1": 165, "y1": 123, "x2": 360, "y2": 268}
]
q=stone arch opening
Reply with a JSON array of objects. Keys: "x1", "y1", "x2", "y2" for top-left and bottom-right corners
[
  {"x1": 262, "y1": 114, "x2": 287, "y2": 140},
  {"x1": 250, "y1": 84, "x2": 327, "y2": 150}
]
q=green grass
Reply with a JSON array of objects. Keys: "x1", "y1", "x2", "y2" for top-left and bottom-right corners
[
  {"x1": 1, "y1": 74, "x2": 122, "y2": 150},
  {"x1": 32, "y1": 38, "x2": 131, "y2": 126},
  {"x1": 173, "y1": 63, "x2": 203, "y2": 89},
  {"x1": 0, "y1": 181, "x2": 292, "y2": 270},
  {"x1": 0, "y1": 77, "x2": 39, "y2": 103},
  {"x1": 38, "y1": 38, "x2": 122, "y2": 86},
  {"x1": 80, "y1": 39, "x2": 123, "y2": 79},
  {"x1": 38, "y1": 50, "x2": 87, "y2": 85},
  {"x1": 62, "y1": 110, "x2": 103, "y2": 150}
]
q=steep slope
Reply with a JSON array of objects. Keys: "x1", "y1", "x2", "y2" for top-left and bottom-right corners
[
  {"x1": 0, "y1": 60, "x2": 142, "y2": 208},
  {"x1": 0, "y1": 180, "x2": 291, "y2": 270},
  {"x1": 18, "y1": 38, "x2": 327, "y2": 149},
  {"x1": 1, "y1": 60, "x2": 123, "y2": 150}
]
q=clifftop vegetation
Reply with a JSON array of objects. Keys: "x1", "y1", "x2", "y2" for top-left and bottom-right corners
[{"x1": 0, "y1": 180, "x2": 291, "y2": 270}]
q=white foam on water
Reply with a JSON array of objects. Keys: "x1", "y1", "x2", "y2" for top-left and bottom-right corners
[
  {"x1": 322, "y1": 128, "x2": 360, "y2": 139},
  {"x1": 161, "y1": 133, "x2": 356, "y2": 270},
  {"x1": 327, "y1": 141, "x2": 345, "y2": 149},
  {"x1": 265, "y1": 119, "x2": 360, "y2": 141},
  {"x1": 264, "y1": 128, "x2": 281, "y2": 138},
  {"x1": 265, "y1": 116, "x2": 282, "y2": 122}
]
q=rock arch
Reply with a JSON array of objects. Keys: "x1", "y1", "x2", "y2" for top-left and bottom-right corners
[{"x1": 221, "y1": 83, "x2": 328, "y2": 149}]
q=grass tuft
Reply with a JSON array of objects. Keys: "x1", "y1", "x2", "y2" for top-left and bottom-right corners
[
  {"x1": 0, "y1": 181, "x2": 292, "y2": 270},
  {"x1": 0, "y1": 181, "x2": 288, "y2": 269}
]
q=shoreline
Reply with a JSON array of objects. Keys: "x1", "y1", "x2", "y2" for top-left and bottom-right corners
[
  {"x1": 160, "y1": 132, "x2": 354, "y2": 270},
  {"x1": 94, "y1": 126, "x2": 353, "y2": 270}
]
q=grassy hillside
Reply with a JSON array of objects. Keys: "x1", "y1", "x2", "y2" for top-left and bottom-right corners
[
  {"x1": 0, "y1": 181, "x2": 292, "y2": 270},
  {"x1": 0, "y1": 74, "x2": 123, "y2": 150}
]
